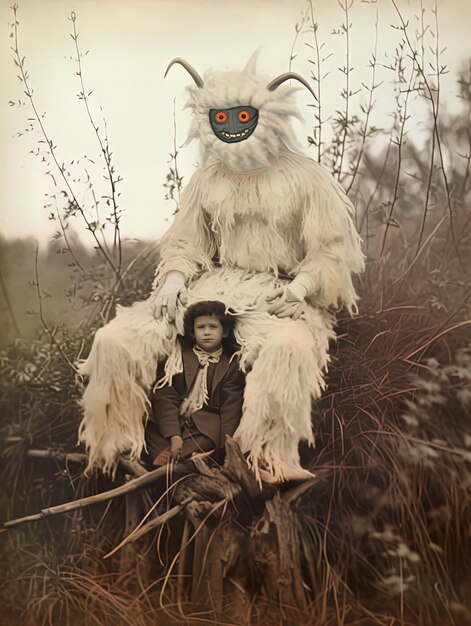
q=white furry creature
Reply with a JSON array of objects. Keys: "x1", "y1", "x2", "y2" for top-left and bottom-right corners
[{"x1": 78, "y1": 53, "x2": 365, "y2": 482}]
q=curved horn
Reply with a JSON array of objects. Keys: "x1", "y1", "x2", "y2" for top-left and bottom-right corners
[
  {"x1": 266, "y1": 72, "x2": 315, "y2": 99},
  {"x1": 164, "y1": 57, "x2": 204, "y2": 88},
  {"x1": 243, "y1": 49, "x2": 261, "y2": 75}
]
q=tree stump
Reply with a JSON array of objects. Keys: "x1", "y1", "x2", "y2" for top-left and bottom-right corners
[{"x1": 161, "y1": 437, "x2": 321, "y2": 623}]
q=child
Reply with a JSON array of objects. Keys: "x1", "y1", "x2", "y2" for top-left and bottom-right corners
[{"x1": 145, "y1": 300, "x2": 245, "y2": 466}]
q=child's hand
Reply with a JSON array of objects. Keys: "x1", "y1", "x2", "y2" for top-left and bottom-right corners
[
  {"x1": 169, "y1": 435, "x2": 183, "y2": 459},
  {"x1": 153, "y1": 448, "x2": 171, "y2": 467},
  {"x1": 152, "y1": 436, "x2": 184, "y2": 467}
]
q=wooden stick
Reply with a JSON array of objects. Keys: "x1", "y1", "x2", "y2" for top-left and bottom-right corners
[
  {"x1": 103, "y1": 504, "x2": 183, "y2": 559},
  {"x1": 2, "y1": 463, "x2": 185, "y2": 530},
  {"x1": 118, "y1": 457, "x2": 149, "y2": 478},
  {"x1": 26, "y1": 449, "x2": 88, "y2": 464},
  {"x1": 22, "y1": 448, "x2": 147, "y2": 478}
]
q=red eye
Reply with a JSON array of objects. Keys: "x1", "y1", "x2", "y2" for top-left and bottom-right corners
[
  {"x1": 238, "y1": 110, "x2": 250, "y2": 122},
  {"x1": 215, "y1": 111, "x2": 227, "y2": 123}
]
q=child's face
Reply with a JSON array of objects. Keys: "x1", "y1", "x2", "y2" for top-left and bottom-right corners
[{"x1": 193, "y1": 314, "x2": 225, "y2": 353}]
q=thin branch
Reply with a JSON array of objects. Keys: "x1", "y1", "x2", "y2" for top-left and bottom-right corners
[
  {"x1": 172, "y1": 98, "x2": 181, "y2": 207},
  {"x1": 104, "y1": 505, "x2": 183, "y2": 558},
  {"x1": 34, "y1": 244, "x2": 79, "y2": 374},
  {"x1": 84, "y1": 167, "x2": 113, "y2": 259},
  {"x1": 414, "y1": 3, "x2": 438, "y2": 257},
  {"x1": 43, "y1": 171, "x2": 87, "y2": 274},
  {"x1": 69, "y1": 11, "x2": 123, "y2": 278},
  {"x1": 391, "y1": 0, "x2": 460, "y2": 262},
  {"x1": 391, "y1": 214, "x2": 447, "y2": 284},
  {"x1": 99, "y1": 240, "x2": 159, "y2": 324},
  {"x1": 10, "y1": 4, "x2": 119, "y2": 278},
  {"x1": 53, "y1": 196, "x2": 87, "y2": 274},
  {"x1": 2, "y1": 463, "x2": 184, "y2": 530},
  {"x1": 345, "y1": 5, "x2": 380, "y2": 195},
  {"x1": 288, "y1": 4, "x2": 310, "y2": 73},
  {"x1": 336, "y1": 0, "x2": 353, "y2": 181},
  {"x1": 307, "y1": 0, "x2": 324, "y2": 162},
  {"x1": 379, "y1": 65, "x2": 415, "y2": 258},
  {"x1": 163, "y1": 98, "x2": 184, "y2": 214},
  {"x1": 0, "y1": 262, "x2": 22, "y2": 337},
  {"x1": 358, "y1": 141, "x2": 392, "y2": 255}
]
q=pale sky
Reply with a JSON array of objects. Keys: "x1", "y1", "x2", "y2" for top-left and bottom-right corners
[{"x1": 1, "y1": 0, "x2": 471, "y2": 243}]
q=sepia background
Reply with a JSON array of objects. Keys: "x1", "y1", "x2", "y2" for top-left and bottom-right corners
[
  {"x1": 1, "y1": 1, "x2": 471, "y2": 625},
  {"x1": 1, "y1": 0, "x2": 471, "y2": 241}
]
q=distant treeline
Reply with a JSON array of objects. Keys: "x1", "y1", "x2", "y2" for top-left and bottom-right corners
[{"x1": 0, "y1": 234, "x2": 159, "y2": 348}]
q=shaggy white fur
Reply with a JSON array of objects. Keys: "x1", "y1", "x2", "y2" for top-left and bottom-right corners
[
  {"x1": 185, "y1": 50, "x2": 303, "y2": 172},
  {"x1": 78, "y1": 53, "x2": 364, "y2": 480},
  {"x1": 155, "y1": 151, "x2": 363, "y2": 313}
]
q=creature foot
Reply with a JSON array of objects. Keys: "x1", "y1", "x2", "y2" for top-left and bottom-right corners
[
  {"x1": 257, "y1": 465, "x2": 315, "y2": 484},
  {"x1": 281, "y1": 466, "x2": 316, "y2": 482}
]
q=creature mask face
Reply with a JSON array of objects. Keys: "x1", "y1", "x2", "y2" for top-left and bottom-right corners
[
  {"x1": 165, "y1": 53, "x2": 315, "y2": 172},
  {"x1": 209, "y1": 106, "x2": 259, "y2": 143}
]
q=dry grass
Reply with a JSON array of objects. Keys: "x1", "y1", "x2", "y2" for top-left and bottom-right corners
[{"x1": 1, "y1": 221, "x2": 469, "y2": 626}]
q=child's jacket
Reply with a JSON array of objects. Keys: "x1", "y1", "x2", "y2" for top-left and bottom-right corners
[{"x1": 151, "y1": 345, "x2": 245, "y2": 454}]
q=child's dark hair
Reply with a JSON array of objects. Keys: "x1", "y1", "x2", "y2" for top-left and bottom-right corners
[{"x1": 182, "y1": 300, "x2": 237, "y2": 350}]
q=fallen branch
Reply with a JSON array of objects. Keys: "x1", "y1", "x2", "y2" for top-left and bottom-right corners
[
  {"x1": 2, "y1": 462, "x2": 186, "y2": 530},
  {"x1": 26, "y1": 449, "x2": 88, "y2": 464},
  {"x1": 118, "y1": 457, "x2": 149, "y2": 478},
  {"x1": 8, "y1": 445, "x2": 148, "y2": 479},
  {"x1": 103, "y1": 504, "x2": 183, "y2": 558}
]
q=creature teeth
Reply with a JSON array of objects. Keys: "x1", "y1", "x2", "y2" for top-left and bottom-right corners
[{"x1": 220, "y1": 129, "x2": 250, "y2": 139}]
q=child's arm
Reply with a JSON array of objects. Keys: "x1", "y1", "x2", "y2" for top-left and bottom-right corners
[
  {"x1": 151, "y1": 170, "x2": 216, "y2": 312},
  {"x1": 219, "y1": 362, "x2": 245, "y2": 446},
  {"x1": 152, "y1": 381, "x2": 182, "y2": 441},
  {"x1": 151, "y1": 379, "x2": 186, "y2": 465}
]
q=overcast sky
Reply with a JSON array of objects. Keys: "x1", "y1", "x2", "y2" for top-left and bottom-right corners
[{"x1": 1, "y1": 0, "x2": 471, "y2": 244}]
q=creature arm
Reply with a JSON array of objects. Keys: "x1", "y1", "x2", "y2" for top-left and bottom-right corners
[
  {"x1": 152, "y1": 170, "x2": 216, "y2": 290},
  {"x1": 296, "y1": 160, "x2": 365, "y2": 314}
]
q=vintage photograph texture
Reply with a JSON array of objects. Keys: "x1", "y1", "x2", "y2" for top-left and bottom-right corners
[{"x1": 1, "y1": 0, "x2": 471, "y2": 624}]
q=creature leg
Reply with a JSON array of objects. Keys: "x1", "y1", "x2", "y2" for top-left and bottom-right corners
[
  {"x1": 234, "y1": 310, "x2": 334, "y2": 483},
  {"x1": 77, "y1": 300, "x2": 179, "y2": 474}
]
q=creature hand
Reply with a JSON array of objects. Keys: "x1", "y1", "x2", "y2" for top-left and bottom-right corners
[
  {"x1": 266, "y1": 272, "x2": 316, "y2": 320},
  {"x1": 152, "y1": 271, "x2": 187, "y2": 322},
  {"x1": 266, "y1": 285, "x2": 304, "y2": 319}
]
